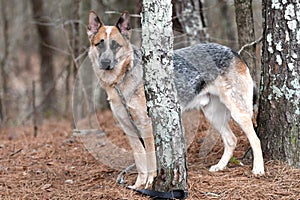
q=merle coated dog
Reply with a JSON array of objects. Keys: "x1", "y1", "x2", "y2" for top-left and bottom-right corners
[{"x1": 87, "y1": 11, "x2": 265, "y2": 189}]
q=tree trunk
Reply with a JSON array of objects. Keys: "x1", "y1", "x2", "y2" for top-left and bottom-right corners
[
  {"x1": 258, "y1": 0, "x2": 300, "y2": 167},
  {"x1": 219, "y1": 0, "x2": 237, "y2": 48},
  {"x1": 79, "y1": 0, "x2": 91, "y2": 54},
  {"x1": 31, "y1": 0, "x2": 56, "y2": 113},
  {"x1": 70, "y1": 0, "x2": 81, "y2": 79},
  {"x1": 0, "y1": 97, "x2": 3, "y2": 122},
  {"x1": 174, "y1": 0, "x2": 209, "y2": 45},
  {"x1": 79, "y1": 0, "x2": 92, "y2": 113},
  {"x1": 234, "y1": 0, "x2": 258, "y2": 84},
  {"x1": 142, "y1": 0, "x2": 187, "y2": 192},
  {"x1": 0, "y1": 0, "x2": 9, "y2": 121},
  {"x1": 80, "y1": 0, "x2": 109, "y2": 112},
  {"x1": 65, "y1": 0, "x2": 82, "y2": 115}
]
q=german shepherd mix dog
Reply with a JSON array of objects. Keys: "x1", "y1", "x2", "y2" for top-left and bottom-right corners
[{"x1": 87, "y1": 11, "x2": 265, "y2": 189}]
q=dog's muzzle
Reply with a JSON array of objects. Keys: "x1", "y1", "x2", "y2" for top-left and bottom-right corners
[{"x1": 100, "y1": 59, "x2": 112, "y2": 70}]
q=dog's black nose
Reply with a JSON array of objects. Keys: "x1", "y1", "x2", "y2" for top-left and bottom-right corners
[{"x1": 101, "y1": 59, "x2": 112, "y2": 70}]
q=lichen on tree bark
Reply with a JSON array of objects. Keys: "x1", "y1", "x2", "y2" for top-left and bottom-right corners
[
  {"x1": 141, "y1": 0, "x2": 188, "y2": 192},
  {"x1": 258, "y1": 0, "x2": 300, "y2": 167}
]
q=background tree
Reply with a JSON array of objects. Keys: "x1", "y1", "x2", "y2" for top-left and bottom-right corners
[
  {"x1": 63, "y1": 0, "x2": 81, "y2": 115},
  {"x1": 174, "y1": 0, "x2": 209, "y2": 46},
  {"x1": 0, "y1": 0, "x2": 8, "y2": 122},
  {"x1": 31, "y1": 0, "x2": 56, "y2": 114},
  {"x1": 219, "y1": 0, "x2": 237, "y2": 47},
  {"x1": 234, "y1": 0, "x2": 259, "y2": 84},
  {"x1": 258, "y1": 0, "x2": 300, "y2": 167},
  {"x1": 142, "y1": 0, "x2": 187, "y2": 192}
]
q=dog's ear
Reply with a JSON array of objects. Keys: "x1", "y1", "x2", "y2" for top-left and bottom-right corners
[
  {"x1": 116, "y1": 11, "x2": 131, "y2": 39},
  {"x1": 87, "y1": 11, "x2": 103, "y2": 39}
]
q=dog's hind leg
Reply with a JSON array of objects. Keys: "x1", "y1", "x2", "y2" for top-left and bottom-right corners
[
  {"x1": 202, "y1": 95, "x2": 237, "y2": 172},
  {"x1": 215, "y1": 64, "x2": 265, "y2": 175},
  {"x1": 225, "y1": 106, "x2": 264, "y2": 175}
]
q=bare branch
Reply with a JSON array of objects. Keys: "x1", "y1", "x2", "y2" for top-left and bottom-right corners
[
  {"x1": 42, "y1": 42, "x2": 71, "y2": 56},
  {"x1": 238, "y1": 36, "x2": 263, "y2": 55},
  {"x1": 29, "y1": 19, "x2": 85, "y2": 29},
  {"x1": 104, "y1": 11, "x2": 141, "y2": 18},
  {"x1": 42, "y1": 39, "x2": 88, "y2": 61},
  {"x1": 75, "y1": 48, "x2": 89, "y2": 63}
]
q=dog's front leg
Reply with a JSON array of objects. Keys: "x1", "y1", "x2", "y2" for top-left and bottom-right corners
[
  {"x1": 143, "y1": 128, "x2": 157, "y2": 188},
  {"x1": 109, "y1": 99, "x2": 150, "y2": 188},
  {"x1": 126, "y1": 135, "x2": 148, "y2": 189},
  {"x1": 127, "y1": 91, "x2": 157, "y2": 189}
]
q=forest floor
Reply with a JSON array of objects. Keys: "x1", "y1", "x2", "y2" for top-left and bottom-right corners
[{"x1": 0, "y1": 110, "x2": 299, "y2": 200}]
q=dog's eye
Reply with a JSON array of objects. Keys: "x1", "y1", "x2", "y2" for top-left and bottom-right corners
[
  {"x1": 95, "y1": 39, "x2": 105, "y2": 48},
  {"x1": 111, "y1": 40, "x2": 120, "y2": 50}
]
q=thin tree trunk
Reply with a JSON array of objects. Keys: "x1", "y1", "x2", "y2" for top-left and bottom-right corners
[
  {"x1": 234, "y1": 0, "x2": 258, "y2": 83},
  {"x1": 31, "y1": 0, "x2": 56, "y2": 113},
  {"x1": 0, "y1": 97, "x2": 3, "y2": 122},
  {"x1": 0, "y1": 0, "x2": 9, "y2": 121},
  {"x1": 65, "y1": 0, "x2": 82, "y2": 115},
  {"x1": 72, "y1": 0, "x2": 81, "y2": 78},
  {"x1": 219, "y1": 0, "x2": 237, "y2": 48},
  {"x1": 142, "y1": 0, "x2": 187, "y2": 192},
  {"x1": 32, "y1": 81, "x2": 38, "y2": 137},
  {"x1": 174, "y1": 0, "x2": 209, "y2": 45},
  {"x1": 80, "y1": 0, "x2": 104, "y2": 113},
  {"x1": 79, "y1": 0, "x2": 91, "y2": 54},
  {"x1": 258, "y1": 0, "x2": 300, "y2": 167}
]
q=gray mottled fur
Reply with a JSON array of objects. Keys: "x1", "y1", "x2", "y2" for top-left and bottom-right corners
[
  {"x1": 134, "y1": 43, "x2": 235, "y2": 107},
  {"x1": 174, "y1": 43, "x2": 235, "y2": 107}
]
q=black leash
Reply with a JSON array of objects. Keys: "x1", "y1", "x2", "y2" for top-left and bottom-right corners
[
  {"x1": 117, "y1": 165, "x2": 188, "y2": 199},
  {"x1": 114, "y1": 85, "x2": 145, "y2": 148},
  {"x1": 129, "y1": 187, "x2": 188, "y2": 199}
]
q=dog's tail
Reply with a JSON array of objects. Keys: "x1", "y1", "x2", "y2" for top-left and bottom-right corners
[{"x1": 252, "y1": 81, "x2": 259, "y2": 127}]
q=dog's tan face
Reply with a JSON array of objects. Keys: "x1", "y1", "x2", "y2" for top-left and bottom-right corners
[{"x1": 87, "y1": 11, "x2": 133, "y2": 86}]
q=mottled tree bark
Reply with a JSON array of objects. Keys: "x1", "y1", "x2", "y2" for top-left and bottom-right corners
[
  {"x1": 258, "y1": 0, "x2": 300, "y2": 167},
  {"x1": 31, "y1": 0, "x2": 56, "y2": 113},
  {"x1": 79, "y1": 0, "x2": 91, "y2": 52},
  {"x1": 65, "y1": 0, "x2": 83, "y2": 115},
  {"x1": 234, "y1": 0, "x2": 258, "y2": 83},
  {"x1": 71, "y1": 0, "x2": 81, "y2": 77},
  {"x1": 141, "y1": 0, "x2": 188, "y2": 192},
  {"x1": 219, "y1": 0, "x2": 237, "y2": 48},
  {"x1": 174, "y1": 0, "x2": 209, "y2": 45},
  {"x1": 0, "y1": 0, "x2": 9, "y2": 121}
]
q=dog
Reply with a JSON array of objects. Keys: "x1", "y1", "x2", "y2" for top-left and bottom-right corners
[{"x1": 87, "y1": 11, "x2": 265, "y2": 189}]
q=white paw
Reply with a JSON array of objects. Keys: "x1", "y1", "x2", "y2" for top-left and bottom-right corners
[
  {"x1": 252, "y1": 166, "x2": 265, "y2": 176},
  {"x1": 145, "y1": 172, "x2": 156, "y2": 188},
  {"x1": 209, "y1": 164, "x2": 226, "y2": 172},
  {"x1": 127, "y1": 185, "x2": 136, "y2": 190},
  {"x1": 128, "y1": 173, "x2": 148, "y2": 189}
]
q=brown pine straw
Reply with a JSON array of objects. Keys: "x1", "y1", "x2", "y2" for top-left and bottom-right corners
[{"x1": 0, "y1": 111, "x2": 299, "y2": 199}]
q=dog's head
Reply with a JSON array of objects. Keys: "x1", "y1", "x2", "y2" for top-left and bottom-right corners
[{"x1": 87, "y1": 11, "x2": 133, "y2": 86}]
